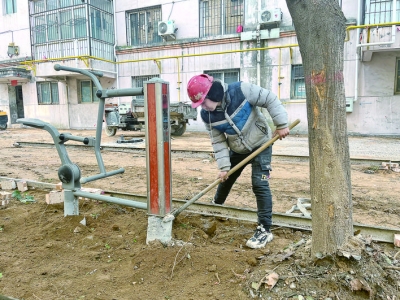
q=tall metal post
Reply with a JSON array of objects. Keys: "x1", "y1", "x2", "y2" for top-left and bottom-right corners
[{"x1": 144, "y1": 78, "x2": 173, "y2": 244}]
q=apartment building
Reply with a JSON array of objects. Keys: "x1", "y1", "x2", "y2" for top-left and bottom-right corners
[{"x1": 0, "y1": 0, "x2": 399, "y2": 135}]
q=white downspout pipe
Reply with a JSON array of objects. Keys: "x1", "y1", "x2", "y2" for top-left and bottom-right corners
[
  {"x1": 256, "y1": 0, "x2": 261, "y2": 86},
  {"x1": 256, "y1": 24, "x2": 261, "y2": 86},
  {"x1": 354, "y1": 0, "x2": 397, "y2": 101},
  {"x1": 113, "y1": 0, "x2": 120, "y2": 106},
  {"x1": 354, "y1": 0, "x2": 362, "y2": 102}
]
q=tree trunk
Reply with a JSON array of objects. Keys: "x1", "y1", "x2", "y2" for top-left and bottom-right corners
[{"x1": 285, "y1": 0, "x2": 353, "y2": 256}]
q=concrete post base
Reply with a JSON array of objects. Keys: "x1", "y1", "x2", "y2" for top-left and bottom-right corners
[{"x1": 146, "y1": 215, "x2": 172, "y2": 245}]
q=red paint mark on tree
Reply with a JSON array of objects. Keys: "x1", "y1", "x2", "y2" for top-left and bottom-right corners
[
  {"x1": 311, "y1": 72, "x2": 326, "y2": 85},
  {"x1": 305, "y1": 71, "x2": 343, "y2": 85}
]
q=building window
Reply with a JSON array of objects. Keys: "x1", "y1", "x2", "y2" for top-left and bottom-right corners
[
  {"x1": 200, "y1": 0, "x2": 244, "y2": 37},
  {"x1": 127, "y1": 6, "x2": 162, "y2": 46},
  {"x1": 291, "y1": 65, "x2": 306, "y2": 99},
  {"x1": 74, "y1": 8, "x2": 87, "y2": 38},
  {"x1": 60, "y1": 10, "x2": 73, "y2": 39},
  {"x1": 33, "y1": 15, "x2": 47, "y2": 44},
  {"x1": 37, "y1": 82, "x2": 59, "y2": 104},
  {"x1": 395, "y1": 58, "x2": 400, "y2": 94},
  {"x1": 79, "y1": 80, "x2": 98, "y2": 103},
  {"x1": 132, "y1": 75, "x2": 160, "y2": 101},
  {"x1": 364, "y1": 0, "x2": 400, "y2": 24},
  {"x1": 33, "y1": 7, "x2": 88, "y2": 44},
  {"x1": 4, "y1": 0, "x2": 16, "y2": 14},
  {"x1": 90, "y1": 7, "x2": 114, "y2": 43},
  {"x1": 204, "y1": 69, "x2": 240, "y2": 84}
]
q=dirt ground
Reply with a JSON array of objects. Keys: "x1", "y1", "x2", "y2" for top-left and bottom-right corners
[{"x1": 0, "y1": 127, "x2": 399, "y2": 300}]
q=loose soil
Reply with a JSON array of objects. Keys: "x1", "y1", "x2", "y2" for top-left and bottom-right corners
[{"x1": 0, "y1": 128, "x2": 399, "y2": 300}]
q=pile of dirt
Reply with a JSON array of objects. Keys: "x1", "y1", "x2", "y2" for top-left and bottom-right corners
[{"x1": 0, "y1": 192, "x2": 399, "y2": 300}]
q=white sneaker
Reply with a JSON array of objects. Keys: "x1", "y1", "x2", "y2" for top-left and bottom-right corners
[
  {"x1": 246, "y1": 225, "x2": 273, "y2": 249},
  {"x1": 211, "y1": 199, "x2": 222, "y2": 205}
]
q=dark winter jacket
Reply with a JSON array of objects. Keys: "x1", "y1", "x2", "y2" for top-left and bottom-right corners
[{"x1": 201, "y1": 81, "x2": 288, "y2": 171}]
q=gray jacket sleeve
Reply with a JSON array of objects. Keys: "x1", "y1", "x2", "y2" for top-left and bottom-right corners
[
  {"x1": 204, "y1": 122, "x2": 231, "y2": 171},
  {"x1": 240, "y1": 82, "x2": 288, "y2": 129}
]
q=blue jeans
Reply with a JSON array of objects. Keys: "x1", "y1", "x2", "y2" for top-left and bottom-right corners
[{"x1": 214, "y1": 146, "x2": 273, "y2": 231}]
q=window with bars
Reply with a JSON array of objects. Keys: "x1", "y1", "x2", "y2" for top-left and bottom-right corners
[
  {"x1": 291, "y1": 65, "x2": 306, "y2": 99},
  {"x1": 32, "y1": 0, "x2": 96, "y2": 13},
  {"x1": 32, "y1": 0, "x2": 113, "y2": 15},
  {"x1": 395, "y1": 58, "x2": 400, "y2": 94},
  {"x1": 199, "y1": 0, "x2": 244, "y2": 37},
  {"x1": 90, "y1": 7, "x2": 114, "y2": 43},
  {"x1": 37, "y1": 82, "x2": 59, "y2": 104},
  {"x1": 204, "y1": 69, "x2": 240, "y2": 84},
  {"x1": 364, "y1": 0, "x2": 400, "y2": 24},
  {"x1": 31, "y1": 0, "x2": 114, "y2": 44},
  {"x1": 79, "y1": 80, "x2": 99, "y2": 103},
  {"x1": 33, "y1": 7, "x2": 88, "y2": 44},
  {"x1": 127, "y1": 6, "x2": 162, "y2": 46},
  {"x1": 132, "y1": 75, "x2": 160, "y2": 101},
  {"x1": 4, "y1": 0, "x2": 16, "y2": 14}
]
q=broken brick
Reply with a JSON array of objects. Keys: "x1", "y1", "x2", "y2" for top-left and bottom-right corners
[
  {"x1": 394, "y1": 234, "x2": 400, "y2": 248},
  {"x1": 0, "y1": 191, "x2": 11, "y2": 200},
  {"x1": 1, "y1": 199, "x2": 10, "y2": 206},
  {"x1": 17, "y1": 181, "x2": 28, "y2": 192},
  {"x1": 1, "y1": 180, "x2": 16, "y2": 190},
  {"x1": 45, "y1": 191, "x2": 64, "y2": 204},
  {"x1": 55, "y1": 182, "x2": 63, "y2": 191}
]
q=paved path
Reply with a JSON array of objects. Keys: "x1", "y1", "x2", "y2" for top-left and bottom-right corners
[{"x1": 273, "y1": 135, "x2": 400, "y2": 161}]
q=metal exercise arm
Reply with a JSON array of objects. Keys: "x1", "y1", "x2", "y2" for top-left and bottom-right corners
[
  {"x1": 18, "y1": 64, "x2": 143, "y2": 186},
  {"x1": 54, "y1": 64, "x2": 142, "y2": 184},
  {"x1": 15, "y1": 118, "x2": 73, "y2": 166}
]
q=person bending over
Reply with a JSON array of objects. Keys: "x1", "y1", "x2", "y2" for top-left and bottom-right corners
[{"x1": 187, "y1": 74, "x2": 290, "y2": 249}]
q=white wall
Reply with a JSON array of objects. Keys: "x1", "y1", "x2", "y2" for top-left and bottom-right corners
[
  {"x1": 0, "y1": 0, "x2": 31, "y2": 60},
  {"x1": 1, "y1": 0, "x2": 399, "y2": 135}
]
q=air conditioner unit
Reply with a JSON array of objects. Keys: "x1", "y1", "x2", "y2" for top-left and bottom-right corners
[
  {"x1": 158, "y1": 20, "x2": 175, "y2": 36},
  {"x1": 259, "y1": 8, "x2": 282, "y2": 24}
]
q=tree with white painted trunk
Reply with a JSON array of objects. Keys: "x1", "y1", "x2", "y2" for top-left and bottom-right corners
[{"x1": 285, "y1": 0, "x2": 353, "y2": 256}]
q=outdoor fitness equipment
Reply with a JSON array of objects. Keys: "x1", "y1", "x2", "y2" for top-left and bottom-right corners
[{"x1": 16, "y1": 65, "x2": 172, "y2": 219}]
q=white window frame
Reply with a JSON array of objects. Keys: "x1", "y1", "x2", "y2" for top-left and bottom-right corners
[{"x1": 364, "y1": 0, "x2": 400, "y2": 24}]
